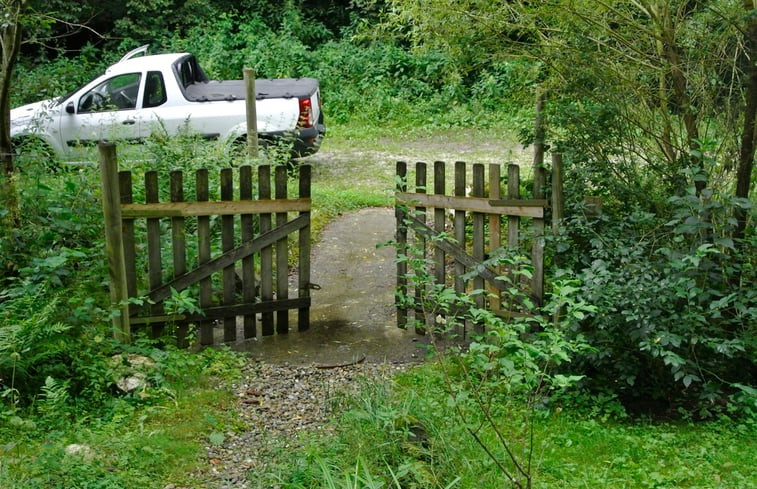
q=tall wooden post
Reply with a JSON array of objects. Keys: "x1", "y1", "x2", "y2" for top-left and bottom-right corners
[
  {"x1": 244, "y1": 67, "x2": 259, "y2": 158},
  {"x1": 532, "y1": 166, "x2": 546, "y2": 307},
  {"x1": 298, "y1": 165, "x2": 312, "y2": 332},
  {"x1": 98, "y1": 142, "x2": 131, "y2": 343},
  {"x1": 551, "y1": 152, "x2": 564, "y2": 235},
  {"x1": 531, "y1": 88, "x2": 547, "y2": 308}
]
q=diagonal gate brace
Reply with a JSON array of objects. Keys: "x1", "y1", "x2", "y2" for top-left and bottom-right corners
[
  {"x1": 133, "y1": 214, "x2": 309, "y2": 314},
  {"x1": 403, "y1": 214, "x2": 507, "y2": 291}
]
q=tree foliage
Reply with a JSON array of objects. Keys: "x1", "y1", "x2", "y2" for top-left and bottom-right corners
[
  {"x1": 1, "y1": 0, "x2": 103, "y2": 224},
  {"x1": 383, "y1": 0, "x2": 756, "y2": 416},
  {"x1": 384, "y1": 0, "x2": 755, "y2": 204}
]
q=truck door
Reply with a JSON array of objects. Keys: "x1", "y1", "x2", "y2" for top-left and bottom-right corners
[
  {"x1": 138, "y1": 70, "x2": 200, "y2": 139},
  {"x1": 59, "y1": 72, "x2": 143, "y2": 148}
]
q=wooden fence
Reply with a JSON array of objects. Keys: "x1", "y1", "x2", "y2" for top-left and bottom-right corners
[
  {"x1": 99, "y1": 143, "x2": 311, "y2": 344},
  {"x1": 395, "y1": 160, "x2": 550, "y2": 336}
]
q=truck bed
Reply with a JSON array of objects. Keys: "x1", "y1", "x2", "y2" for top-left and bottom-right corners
[{"x1": 184, "y1": 78, "x2": 319, "y2": 102}]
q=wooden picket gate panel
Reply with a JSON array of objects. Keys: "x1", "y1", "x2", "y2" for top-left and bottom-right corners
[
  {"x1": 395, "y1": 161, "x2": 548, "y2": 336},
  {"x1": 102, "y1": 153, "x2": 311, "y2": 344}
]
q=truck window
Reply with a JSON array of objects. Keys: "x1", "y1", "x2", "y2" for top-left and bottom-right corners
[
  {"x1": 143, "y1": 71, "x2": 167, "y2": 108},
  {"x1": 79, "y1": 73, "x2": 141, "y2": 113},
  {"x1": 175, "y1": 56, "x2": 209, "y2": 89}
]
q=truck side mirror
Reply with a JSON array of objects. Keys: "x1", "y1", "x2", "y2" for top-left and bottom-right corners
[{"x1": 65, "y1": 102, "x2": 75, "y2": 114}]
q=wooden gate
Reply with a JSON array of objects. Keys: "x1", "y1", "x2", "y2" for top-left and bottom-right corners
[
  {"x1": 395, "y1": 160, "x2": 548, "y2": 336},
  {"x1": 100, "y1": 143, "x2": 311, "y2": 345}
]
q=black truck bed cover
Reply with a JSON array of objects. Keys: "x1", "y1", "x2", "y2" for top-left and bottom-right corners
[{"x1": 184, "y1": 78, "x2": 319, "y2": 102}]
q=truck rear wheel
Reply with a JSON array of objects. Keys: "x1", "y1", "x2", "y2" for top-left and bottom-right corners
[{"x1": 230, "y1": 136, "x2": 297, "y2": 167}]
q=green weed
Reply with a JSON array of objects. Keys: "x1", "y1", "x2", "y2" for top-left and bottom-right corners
[{"x1": 265, "y1": 362, "x2": 756, "y2": 489}]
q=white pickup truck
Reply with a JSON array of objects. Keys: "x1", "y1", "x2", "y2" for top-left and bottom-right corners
[{"x1": 11, "y1": 46, "x2": 325, "y2": 159}]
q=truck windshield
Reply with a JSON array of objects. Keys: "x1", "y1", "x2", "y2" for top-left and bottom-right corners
[{"x1": 55, "y1": 74, "x2": 100, "y2": 106}]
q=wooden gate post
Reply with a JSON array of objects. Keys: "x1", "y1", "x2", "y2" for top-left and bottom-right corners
[
  {"x1": 244, "y1": 67, "x2": 259, "y2": 158},
  {"x1": 532, "y1": 166, "x2": 546, "y2": 306},
  {"x1": 551, "y1": 152, "x2": 564, "y2": 235},
  {"x1": 98, "y1": 142, "x2": 131, "y2": 343}
]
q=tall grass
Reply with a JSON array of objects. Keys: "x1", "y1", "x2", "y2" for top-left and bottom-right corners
[{"x1": 264, "y1": 363, "x2": 757, "y2": 489}]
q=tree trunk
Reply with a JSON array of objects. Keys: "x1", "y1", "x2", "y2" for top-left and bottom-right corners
[
  {"x1": 654, "y1": 25, "x2": 677, "y2": 166},
  {"x1": 0, "y1": 1, "x2": 26, "y2": 226},
  {"x1": 532, "y1": 88, "x2": 546, "y2": 173},
  {"x1": 735, "y1": 0, "x2": 757, "y2": 242},
  {"x1": 654, "y1": 2, "x2": 702, "y2": 194}
]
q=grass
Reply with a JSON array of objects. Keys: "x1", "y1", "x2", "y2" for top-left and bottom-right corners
[
  {"x1": 537, "y1": 417, "x2": 756, "y2": 488},
  {"x1": 0, "y1": 345, "x2": 244, "y2": 489},
  {"x1": 5, "y1": 353, "x2": 751, "y2": 488},
  {"x1": 306, "y1": 123, "x2": 533, "y2": 240},
  {"x1": 263, "y1": 362, "x2": 757, "y2": 489}
]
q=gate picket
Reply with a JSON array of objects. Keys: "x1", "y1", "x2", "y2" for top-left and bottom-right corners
[
  {"x1": 275, "y1": 166, "x2": 289, "y2": 334},
  {"x1": 297, "y1": 165, "x2": 311, "y2": 332},
  {"x1": 170, "y1": 170, "x2": 188, "y2": 342},
  {"x1": 100, "y1": 145, "x2": 311, "y2": 345},
  {"x1": 145, "y1": 170, "x2": 163, "y2": 338},
  {"x1": 196, "y1": 169, "x2": 213, "y2": 344},
  {"x1": 259, "y1": 165, "x2": 274, "y2": 336},
  {"x1": 395, "y1": 161, "x2": 548, "y2": 336},
  {"x1": 239, "y1": 165, "x2": 257, "y2": 339},
  {"x1": 221, "y1": 168, "x2": 236, "y2": 342}
]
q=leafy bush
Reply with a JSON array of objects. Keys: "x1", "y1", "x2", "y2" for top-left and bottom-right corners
[
  {"x1": 556, "y1": 178, "x2": 756, "y2": 419},
  {"x1": 391, "y1": 208, "x2": 597, "y2": 485},
  {"x1": 12, "y1": 44, "x2": 112, "y2": 106}
]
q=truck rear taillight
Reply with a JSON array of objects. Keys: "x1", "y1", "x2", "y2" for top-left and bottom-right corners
[{"x1": 297, "y1": 98, "x2": 313, "y2": 128}]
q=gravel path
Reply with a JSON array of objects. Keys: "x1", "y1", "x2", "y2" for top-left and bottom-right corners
[{"x1": 186, "y1": 361, "x2": 409, "y2": 489}]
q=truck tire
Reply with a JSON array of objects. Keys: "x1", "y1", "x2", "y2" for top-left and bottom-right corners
[{"x1": 12, "y1": 137, "x2": 60, "y2": 172}]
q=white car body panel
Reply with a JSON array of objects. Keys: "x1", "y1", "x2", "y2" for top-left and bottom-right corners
[{"x1": 11, "y1": 48, "x2": 324, "y2": 158}]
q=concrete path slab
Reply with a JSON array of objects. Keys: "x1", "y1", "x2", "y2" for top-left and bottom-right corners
[{"x1": 233, "y1": 207, "x2": 426, "y2": 365}]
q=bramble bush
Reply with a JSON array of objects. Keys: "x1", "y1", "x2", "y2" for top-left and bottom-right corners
[
  {"x1": 392, "y1": 208, "x2": 596, "y2": 486},
  {"x1": 0, "y1": 144, "x2": 243, "y2": 427}
]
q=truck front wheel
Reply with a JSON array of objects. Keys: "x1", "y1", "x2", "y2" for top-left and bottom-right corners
[{"x1": 12, "y1": 137, "x2": 60, "y2": 172}]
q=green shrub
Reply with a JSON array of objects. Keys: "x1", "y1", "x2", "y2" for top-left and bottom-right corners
[
  {"x1": 12, "y1": 44, "x2": 111, "y2": 106},
  {"x1": 557, "y1": 180, "x2": 756, "y2": 419}
]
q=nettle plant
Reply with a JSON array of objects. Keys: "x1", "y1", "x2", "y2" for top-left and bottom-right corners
[{"x1": 393, "y1": 212, "x2": 593, "y2": 488}]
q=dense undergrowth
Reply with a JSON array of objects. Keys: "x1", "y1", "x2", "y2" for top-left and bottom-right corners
[{"x1": 1, "y1": 1, "x2": 755, "y2": 487}]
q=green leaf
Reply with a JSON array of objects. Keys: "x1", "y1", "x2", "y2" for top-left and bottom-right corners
[
  {"x1": 209, "y1": 431, "x2": 225, "y2": 446},
  {"x1": 715, "y1": 237, "x2": 734, "y2": 250},
  {"x1": 682, "y1": 374, "x2": 699, "y2": 388}
]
